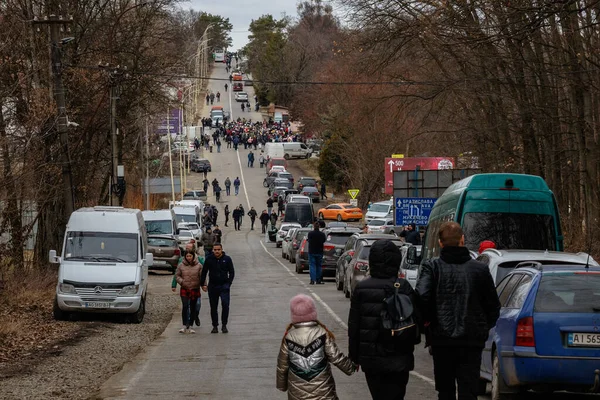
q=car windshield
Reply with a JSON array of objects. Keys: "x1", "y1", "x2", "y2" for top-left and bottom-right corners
[
  {"x1": 462, "y1": 213, "x2": 556, "y2": 252},
  {"x1": 296, "y1": 231, "x2": 310, "y2": 241},
  {"x1": 370, "y1": 204, "x2": 390, "y2": 213},
  {"x1": 280, "y1": 173, "x2": 293, "y2": 180},
  {"x1": 283, "y1": 206, "x2": 314, "y2": 226},
  {"x1": 183, "y1": 223, "x2": 200, "y2": 230},
  {"x1": 327, "y1": 233, "x2": 355, "y2": 245},
  {"x1": 64, "y1": 231, "x2": 138, "y2": 262},
  {"x1": 369, "y1": 220, "x2": 386, "y2": 226},
  {"x1": 238, "y1": 92, "x2": 247, "y2": 96},
  {"x1": 179, "y1": 230, "x2": 193, "y2": 238},
  {"x1": 272, "y1": 159, "x2": 286, "y2": 166},
  {"x1": 301, "y1": 179, "x2": 316, "y2": 186},
  {"x1": 148, "y1": 237, "x2": 176, "y2": 247},
  {"x1": 534, "y1": 273, "x2": 600, "y2": 313},
  {"x1": 175, "y1": 214, "x2": 196, "y2": 223},
  {"x1": 145, "y1": 220, "x2": 172, "y2": 235}
]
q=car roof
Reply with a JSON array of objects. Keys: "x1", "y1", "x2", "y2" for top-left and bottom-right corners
[
  {"x1": 326, "y1": 227, "x2": 361, "y2": 233},
  {"x1": 480, "y1": 249, "x2": 599, "y2": 266},
  {"x1": 301, "y1": 186, "x2": 318, "y2": 191},
  {"x1": 353, "y1": 233, "x2": 399, "y2": 239}
]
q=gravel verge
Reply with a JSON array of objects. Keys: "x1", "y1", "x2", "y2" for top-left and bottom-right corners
[{"x1": 0, "y1": 274, "x2": 178, "y2": 400}]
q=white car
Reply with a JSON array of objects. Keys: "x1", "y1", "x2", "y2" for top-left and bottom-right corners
[
  {"x1": 282, "y1": 228, "x2": 298, "y2": 259},
  {"x1": 178, "y1": 222, "x2": 201, "y2": 241},
  {"x1": 268, "y1": 166, "x2": 286, "y2": 174},
  {"x1": 176, "y1": 229, "x2": 195, "y2": 249},
  {"x1": 235, "y1": 92, "x2": 249, "y2": 102},
  {"x1": 286, "y1": 194, "x2": 311, "y2": 204},
  {"x1": 276, "y1": 223, "x2": 302, "y2": 248},
  {"x1": 366, "y1": 218, "x2": 395, "y2": 234},
  {"x1": 400, "y1": 244, "x2": 421, "y2": 289}
]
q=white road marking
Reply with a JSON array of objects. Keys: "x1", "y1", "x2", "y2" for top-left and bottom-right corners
[{"x1": 259, "y1": 241, "x2": 435, "y2": 387}]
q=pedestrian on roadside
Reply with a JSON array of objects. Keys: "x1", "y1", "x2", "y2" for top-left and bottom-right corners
[
  {"x1": 215, "y1": 185, "x2": 221, "y2": 202},
  {"x1": 175, "y1": 250, "x2": 203, "y2": 334},
  {"x1": 200, "y1": 226, "x2": 217, "y2": 256},
  {"x1": 248, "y1": 150, "x2": 255, "y2": 167},
  {"x1": 267, "y1": 197, "x2": 274, "y2": 216},
  {"x1": 277, "y1": 294, "x2": 356, "y2": 399},
  {"x1": 224, "y1": 83, "x2": 228, "y2": 92},
  {"x1": 224, "y1": 205, "x2": 230, "y2": 227},
  {"x1": 234, "y1": 177, "x2": 241, "y2": 196},
  {"x1": 270, "y1": 212, "x2": 278, "y2": 227},
  {"x1": 216, "y1": 137, "x2": 222, "y2": 153},
  {"x1": 210, "y1": 92, "x2": 215, "y2": 105},
  {"x1": 224, "y1": 177, "x2": 232, "y2": 196},
  {"x1": 259, "y1": 210, "x2": 270, "y2": 234},
  {"x1": 259, "y1": 153, "x2": 265, "y2": 168},
  {"x1": 247, "y1": 207, "x2": 258, "y2": 230},
  {"x1": 399, "y1": 223, "x2": 421, "y2": 245},
  {"x1": 211, "y1": 178, "x2": 219, "y2": 195},
  {"x1": 238, "y1": 204, "x2": 245, "y2": 227},
  {"x1": 213, "y1": 225, "x2": 222, "y2": 243},
  {"x1": 416, "y1": 222, "x2": 500, "y2": 400},
  {"x1": 277, "y1": 195, "x2": 285, "y2": 216},
  {"x1": 205, "y1": 93, "x2": 210, "y2": 105},
  {"x1": 232, "y1": 207, "x2": 242, "y2": 231},
  {"x1": 216, "y1": 91, "x2": 221, "y2": 102},
  {"x1": 172, "y1": 242, "x2": 204, "y2": 328},
  {"x1": 320, "y1": 181, "x2": 328, "y2": 200},
  {"x1": 202, "y1": 178, "x2": 209, "y2": 193},
  {"x1": 241, "y1": 103, "x2": 245, "y2": 112},
  {"x1": 200, "y1": 243, "x2": 235, "y2": 334},
  {"x1": 348, "y1": 240, "x2": 421, "y2": 399},
  {"x1": 307, "y1": 221, "x2": 326, "y2": 285}
]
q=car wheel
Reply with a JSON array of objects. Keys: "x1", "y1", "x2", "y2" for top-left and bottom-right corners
[
  {"x1": 295, "y1": 261, "x2": 302, "y2": 274},
  {"x1": 337, "y1": 214, "x2": 342, "y2": 222},
  {"x1": 318, "y1": 212, "x2": 324, "y2": 220},
  {"x1": 284, "y1": 154, "x2": 290, "y2": 160},
  {"x1": 276, "y1": 242, "x2": 281, "y2": 248},
  {"x1": 128, "y1": 295, "x2": 146, "y2": 324},
  {"x1": 336, "y1": 269, "x2": 343, "y2": 291},
  {"x1": 343, "y1": 277, "x2": 350, "y2": 298},
  {"x1": 491, "y1": 350, "x2": 512, "y2": 400},
  {"x1": 281, "y1": 249, "x2": 286, "y2": 259},
  {"x1": 289, "y1": 251, "x2": 295, "y2": 264},
  {"x1": 53, "y1": 297, "x2": 71, "y2": 321},
  {"x1": 263, "y1": 180, "x2": 268, "y2": 187}
]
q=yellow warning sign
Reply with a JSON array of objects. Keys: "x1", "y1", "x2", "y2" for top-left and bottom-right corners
[
  {"x1": 348, "y1": 189, "x2": 360, "y2": 199},
  {"x1": 391, "y1": 154, "x2": 404, "y2": 158}
]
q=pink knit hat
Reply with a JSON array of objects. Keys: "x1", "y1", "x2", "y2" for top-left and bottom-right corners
[{"x1": 290, "y1": 294, "x2": 317, "y2": 323}]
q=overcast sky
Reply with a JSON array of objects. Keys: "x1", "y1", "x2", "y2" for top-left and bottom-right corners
[{"x1": 185, "y1": 0, "x2": 301, "y2": 50}]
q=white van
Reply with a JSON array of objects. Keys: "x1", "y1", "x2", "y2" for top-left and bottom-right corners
[
  {"x1": 282, "y1": 142, "x2": 312, "y2": 159},
  {"x1": 264, "y1": 142, "x2": 285, "y2": 159},
  {"x1": 142, "y1": 209, "x2": 177, "y2": 237},
  {"x1": 172, "y1": 204, "x2": 201, "y2": 225},
  {"x1": 173, "y1": 199, "x2": 205, "y2": 215},
  {"x1": 365, "y1": 200, "x2": 394, "y2": 223},
  {"x1": 49, "y1": 206, "x2": 153, "y2": 323}
]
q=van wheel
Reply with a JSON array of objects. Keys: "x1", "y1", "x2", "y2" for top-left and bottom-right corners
[
  {"x1": 295, "y1": 262, "x2": 302, "y2": 274},
  {"x1": 53, "y1": 297, "x2": 71, "y2": 321},
  {"x1": 337, "y1": 214, "x2": 342, "y2": 222},
  {"x1": 318, "y1": 212, "x2": 324, "y2": 219},
  {"x1": 128, "y1": 296, "x2": 146, "y2": 324},
  {"x1": 284, "y1": 154, "x2": 290, "y2": 160},
  {"x1": 263, "y1": 180, "x2": 268, "y2": 187}
]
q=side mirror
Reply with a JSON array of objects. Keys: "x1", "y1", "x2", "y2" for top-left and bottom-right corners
[
  {"x1": 406, "y1": 246, "x2": 422, "y2": 265},
  {"x1": 145, "y1": 253, "x2": 154, "y2": 267},
  {"x1": 49, "y1": 249, "x2": 61, "y2": 264}
]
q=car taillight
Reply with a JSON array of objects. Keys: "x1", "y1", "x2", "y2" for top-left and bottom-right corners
[
  {"x1": 348, "y1": 251, "x2": 354, "y2": 257},
  {"x1": 516, "y1": 317, "x2": 535, "y2": 347},
  {"x1": 355, "y1": 261, "x2": 369, "y2": 271},
  {"x1": 398, "y1": 269, "x2": 405, "y2": 279},
  {"x1": 324, "y1": 244, "x2": 335, "y2": 251},
  {"x1": 174, "y1": 249, "x2": 180, "y2": 256},
  {"x1": 300, "y1": 241, "x2": 306, "y2": 254}
]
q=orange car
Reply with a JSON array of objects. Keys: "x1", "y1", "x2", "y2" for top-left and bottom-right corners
[{"x1": 317, "y1": 203, "x2": 363, "y2": 222}]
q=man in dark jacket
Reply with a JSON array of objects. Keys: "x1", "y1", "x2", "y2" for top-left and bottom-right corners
[
  {"x1": 348, "y1": 240, "x2": 420, "y2": 400},
  {"x1": 247, "y1": 206, "x2": 258, "y2": 230},
  {"x1": 399, "y1": 223, "x2": 421, "y2": 245},
  {"x1": 416, "y1": 222, "x2": 500, "y2": 400},
  {"x1": 200, "y1": 243, "x2": 235, "y2": 333},
  {"x1": 232, "y1": 206, "x2": 242, "y2": 231},
  {"x1": 259, "y1": 209, "x2": 270, "y2": 233},
  {"x1": 306, "y1": 222, "x2": 326, "y2": 285},
  {"x1": 266, "y1": 197, "x2": 274, "y2": 216}
]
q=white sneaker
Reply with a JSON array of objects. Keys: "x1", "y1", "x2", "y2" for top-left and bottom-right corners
[
  {"x1": 188, "y1": 328, "x2": 196, "y2": 334},
  {"x1": 179, "y1": 328, "x2": 186, "y2": 333}
]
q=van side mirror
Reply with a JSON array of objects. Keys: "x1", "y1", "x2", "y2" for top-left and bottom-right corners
[
  {"x1": 49, "y1": 249, "x2": 60, "y2": 264},
  {"x1": 145, "y1": 253, "x2": 154, "y2": 267},
  {"x1": 406, "y1": 246, "x2": 421, "y2": 265}
]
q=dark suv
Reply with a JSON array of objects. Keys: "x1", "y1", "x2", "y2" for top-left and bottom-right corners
[
  {"x1": 191, "y1": 158, "x2": 212, "y2": 172},
  {"x1": 297, "y1": 177, "x2": 317, "y2": 190},
  {"x1": 322, "y1": 227, "x2": 361, "y2": 277}
]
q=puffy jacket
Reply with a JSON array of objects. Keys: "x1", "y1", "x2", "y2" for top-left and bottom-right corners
[
  {"x1": 277, "y1": 321, "x2": 354, "y2": 400},
  {"x1": 348, "y1": 240, "x2": 420, "y2": 373},
  {"x1": 175, "y1": 259, "x2": 203, "y2": 290},
  {"x1": 416, "y1": 246, "x2": 500, "y2": 348}
]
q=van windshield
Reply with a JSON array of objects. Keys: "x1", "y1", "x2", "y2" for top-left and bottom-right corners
[
  {"x1": 175, "y1": 214, "x2": 196, "y2": 223},
  {"x1": 370, "y1": 204, "x2": 390, "y2": 213},
  {"x1": 64, "y1": 232, "x2": 138, "y2": 262},
  {"x1": 145, "y1": 220, "x2": 172, "y2": 235},
  {"x1": 284, "y1": 205, "x2": 313, "y2": 226},
  {"x1": 463, "y1": 212, "x2": 556, "y2": 252}
]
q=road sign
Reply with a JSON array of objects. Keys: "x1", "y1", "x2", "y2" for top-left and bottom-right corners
[
  {"x1": 385, "y1": 157, "x2": 455, "y2": 194},
  {"x1": 394, "y1": 197, "x2": 436, "y2": 226},
  {"x1": 348, "y1": 189, "x2": 360, "y2": 199},
  {"x1": 392, "y1": 154, "x2": 404, "y2": 158},
  {"x1": 349, "y1": 199, "x2": 358, "y2": 207}
]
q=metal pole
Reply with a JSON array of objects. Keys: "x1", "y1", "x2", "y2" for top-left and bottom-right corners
[
  {"x1": 167, "y1": 109, "x2": 175, "y2": 202},
  {"x1": 145, "y1": 118, "x2": 150, "y2": 210},
  {"x1": 110, "y1": 84, "x2": 119, "y2": 206}
]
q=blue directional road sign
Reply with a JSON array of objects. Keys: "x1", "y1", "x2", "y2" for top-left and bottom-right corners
[{"x1": 395, "y1": 198, "x2": 436, "y2": 226}]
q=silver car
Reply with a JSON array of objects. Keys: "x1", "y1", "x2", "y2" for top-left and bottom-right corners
[{"x1": 400, "y1": 244, "x2": 421, "y2": 289}]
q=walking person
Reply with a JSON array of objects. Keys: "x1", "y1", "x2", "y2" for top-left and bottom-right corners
[
  {"x1": 238, "y1": 204, "x2": 245, "y2": 227},
  {"x1": 416, "y1": 222, "x2": 500, "y2": 400},
  {"x1": 348, "y1": 240, "x2": 421, "y2": 399},
  {"x1": 175, "y1": 250, "x2": 203, "y2": 334},
  {"x1": 234, "y1": 177, "x2": 241, "y2": 196},
  {"x1": 267, "y1": 197, "x2": 274, "y2": 216},
  {"x1": 224, "y1": 177, "x2": 231, "y2": 196},
  {"x1": 277, "y1": 195, "x2": 285, "y2": 217},
  {"x1": 172, "y1": 243, "x2": 204, "y2": 328},
  {"x1": 247, "y1": 150, "x2": 255, "y2": 167},
  {"x1": 211, "y1": 178, "x2": 219, "y2": 195},
  {"x1": 232, "y1": 206, "x2": 242, "y2": 231},
  {"x1": 216, "y1": 91, "x2": 221, "y2": 102},
  {"x1": 215, "y1": 185, "x2": 221, "y2": 202},
  {"x1": 200, "y1": 226, "x2": 217, "y2": 257},
  {"x1": 399, "y1": 223, "x2": 421, "y2": 245},
  {"x1": 259, "y1": 209, "x2": 270, "y2": 234},
  {"x1": 213, "y1": 225, "x2": 223, "y2": 243},
  {"x1": 224, "y1": 205, "x2": 230, "y2": 227},
  {"x1": 216, "y1": 137, "x2": 222, "y2": 153},
  {"x1": 307, "y1": 221, "x2": 326, "y2": 285},
  {"x1": 320, "y1": 181, "x2": 328, "y2": 200},
  {"x1": 247, "y1": 207, "x2": 258, "y2": 230},
  {"x1": 200, "y1": 243, "x2": 235, "y2": 334},
  {"x1": 277, "y1": 294, "x2": 356, "y2": 399},
  {"x1": 224, "y1": 83, "x2": 228, "y2": 92}
]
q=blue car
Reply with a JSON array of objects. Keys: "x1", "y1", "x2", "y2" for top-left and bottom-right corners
[{"x1": 480, "y1": 262, "x2": 600, "y2": 399}]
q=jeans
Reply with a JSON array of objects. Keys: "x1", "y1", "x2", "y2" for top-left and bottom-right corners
[
  {"x1": 365, "y1": 371, "x2": 409, "y2": 400},
  {"x1": 432, "y1": 346, "x2": 482, "y2": 400},
  {"x1": 217, "y1": 144, "x2": 221, "y2": 152},
  {"x1": 226, "y1": 186, "x2": 230, "y2": 195},
  {"x1": 180, "y1": 295, "x2": 199, "y2": 327},
  {"x1": 267, "y1": 207, "x2": 272, "y2": 216},
  {"x1": 308, "y1": 253, "x2": 323, "y2": 282},
  {"x1": 208, "y1": 284, "x2": 231, "y2": 327},
  {"x1": 235, "y1": 186, "x2": 239, "y2": 195},
  {"x1": 261, "y1": 222, "x2": 267, "y2": 234},
  {"x1": 250, "y1": 218, "x2": 255, "y2": 230},
  {"x1": 234, "y1": 218, "x2": 240, "y2": 230}
]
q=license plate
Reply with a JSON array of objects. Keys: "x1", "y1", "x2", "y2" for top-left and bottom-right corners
[
  {"x1": 153, "y1": 260, "x2": 168, "y2": 265},
  {"x1": 85, "y1": 302, "x2": 111, "y2": 309},
  {"x1": 568, "y1": 332, "x2": 600, "y2": 347}
]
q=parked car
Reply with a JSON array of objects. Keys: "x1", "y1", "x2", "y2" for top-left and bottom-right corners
[
  {"x1": 297, "y1": 177, "x2": 317, "y2": 191},
  {"x1": 476, "y1": 248, "x2": 599, "y2": 285},
  {"x1": 267, "y1": 157, "x2": 288, "y2": 171},
  {"x1": 326, "y1": 221, "x2": 348, "y2": 228},
  {"x1": 286, "y1": 194, "x2": 311, "y2": 204},
  {"x1": 178, "y1": 222, "x2": 201, "y2": 241},
  {"x1": 366, "y1": 218, "x2": 402, "y2": 235},
  {"x1": 268, "y1": 165, "x2": 287, "y2": 174},
  {"x1": 147, "y1": 235, "x2": 180, "y2": 274},
  {"x1": 322, "y1": 227, "x2": 361, "y2": 277},
  {"x1": 364, "y1": 200, "x2": 394, "y2": 223},
  {"x1": 235, "y1": 91, "x2": 249, "y2": 102},
  {"x1": 270, "y1": 186, "x2": 291, "y2": 201},
  {"x1": 287, "y1": 228, "x2": 311, "y2": 263},
  {"x1": 268, "y1": 179, "x2": 294, "y2": 195},
  {"x1": 479, "y1": 263, "x2": 600, "y2": 399},
  {"x1": 295, "y1": 237, "x2": 309, "y2": 273},
  {"x1": 335, "y1": 233, "x2": 400, "y2": 294},
  {"x1": 281, "y1": 228, "x2": 297, "y2": 259},
  {"x1": 399, "y1": 244, "x2": 421, "y2": 289},
  {"x1": 264, "y1": 171, "x2": 294, "y2": 188},
  {"x1": 276, "y1": 222, "x2": 302, "y2": 248},
  {"x1": 300, "y1": 186, "x2": 321, "y2": 203},
  {"x1": 318, "y1": 203, "x2": 363, "y2": 222},
  {"x1": 183, "y1": 190, "x2": 207, "y2": 201},
  {"x1": 191, "y1": 158, "x2": 211, "y2": 173},
  {"x1": 176, "y1": 229, "x2": 195, "y2": 249}
]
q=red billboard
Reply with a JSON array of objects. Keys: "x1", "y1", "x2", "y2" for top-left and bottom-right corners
[{"x1": 385, "y1": 157, "x2": 454, "y2": 194}]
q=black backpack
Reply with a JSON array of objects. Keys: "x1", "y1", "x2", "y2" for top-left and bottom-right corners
[{"x1": 380, "y1": 279, "x2": 418, "y2": 342}]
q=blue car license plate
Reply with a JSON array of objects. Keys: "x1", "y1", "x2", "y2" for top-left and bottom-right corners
[{"x1": 568, "y1": 332, "x2": 600, "y2": 347}]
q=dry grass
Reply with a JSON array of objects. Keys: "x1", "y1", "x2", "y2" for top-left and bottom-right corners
[
  {"x1": 0, "y1": 319, "x2": 24, "y2": 346},
  {"x1": 0, "y1": 268, "x2": 57, "y2": 308},
  {"x1": 295, "y1": 158, "x2": 320, "y2": 179}
]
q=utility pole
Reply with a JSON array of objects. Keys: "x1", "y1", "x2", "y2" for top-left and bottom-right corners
[{"x1": 33, "y1": 14, "x2": 75, "y2": 217}]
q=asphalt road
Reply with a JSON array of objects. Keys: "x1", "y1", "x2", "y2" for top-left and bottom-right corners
[{"x1": 97, "y1": 61, "x2": 599, "y2": 399}]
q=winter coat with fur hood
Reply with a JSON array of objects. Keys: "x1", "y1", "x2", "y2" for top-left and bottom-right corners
[
  {"x1": 277, "y1": 321, "x2": 354, "y2": 400},
  {"x1": 175, "y1": 259, "x2": 202, "y2": 290}
]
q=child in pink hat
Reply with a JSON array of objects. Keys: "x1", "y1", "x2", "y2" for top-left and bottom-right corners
[{"x1": 276, "y1": 294, "x2": 356, "y2": 399}]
